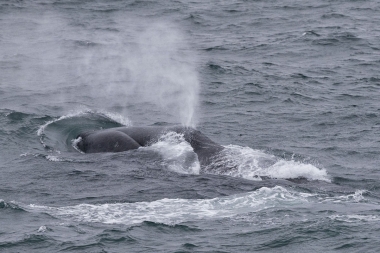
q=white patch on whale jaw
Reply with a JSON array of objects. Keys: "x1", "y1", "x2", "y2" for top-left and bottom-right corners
[{"x1": 71, "y1": 136, "x2": 84, "y2": 154}]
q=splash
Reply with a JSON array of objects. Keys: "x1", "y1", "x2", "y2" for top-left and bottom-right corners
[
  {"x1": 205, "y1": 145, "x2": 330, "y2": 182},
  {"x1": 147, "y1": 132, "x2": 200, "y2": 174},
  {"x1": 140, "y1": 138, "x2": 330, "y2": 182}
]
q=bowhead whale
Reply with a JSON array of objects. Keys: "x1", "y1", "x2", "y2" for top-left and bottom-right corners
[
  {"x1": 76, "y1": 126, "x2": 336, "y2": 186},
  {"x1": 76, "y1": 126, "x2": 224, "y2": 168}
]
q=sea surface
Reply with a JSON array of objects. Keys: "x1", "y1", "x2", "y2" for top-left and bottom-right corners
[{"x1": 1, "y1": 0, "x2": 380, "y2": 252}]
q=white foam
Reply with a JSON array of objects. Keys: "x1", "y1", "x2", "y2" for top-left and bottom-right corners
[
  {"x1": 318, "y1": 190, "x2": 367, "y2": 203},
  {"x1": 147, "y1": 132, "x2": 200, "y2": 174},
  {"x1": 45, "y1": 155, "x2": 66, "y2": 162},
  {"x1": 26, "y1": 186, "x2": 310, "y2": 225},
  {"x1": 266, "y1": 160, "x2": 329, "y2": 182},
  {"x1": 207, "y1": 145, "x2": 330, "y2": 182},
  {"x1": 37, "y1": 226, "x2": 47, "y2": 233},
  {"x1": 145, "y1": 140, "x2": 329, "y2": 182},
  {"x1": 71, "y1": 136, "x2": 84, "y2": 154},
  {"x1": 329, "y1": 214, "x2": 380, "y2": 223}
]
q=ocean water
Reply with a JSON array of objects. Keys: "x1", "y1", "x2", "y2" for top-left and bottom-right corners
[{"x1": 1, "y1": 0, "x2": 380, "y2": 252}]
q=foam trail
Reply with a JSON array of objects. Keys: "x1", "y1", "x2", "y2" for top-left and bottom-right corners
[
  {"x1": 329, "y1": 214, "x2": 380, "y2": 223},
  {"x1": 26, "y1": 186, "x2": 311, "y2": 225},
  {"x1": 12, "y1": 189, "x2": 380, "y2": 227}
]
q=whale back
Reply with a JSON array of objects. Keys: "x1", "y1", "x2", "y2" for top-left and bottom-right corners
[
  {"x1": 76, "y1": 126, "x2": 224, "y2": 168},
  {"x1": 77, "y1": 129, "x2": 141, "y2": 153},
  {"x1": 174, "y1": 127, "x2": 224, "y2": 167}
]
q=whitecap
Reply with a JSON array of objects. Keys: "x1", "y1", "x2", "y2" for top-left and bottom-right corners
[
  {"x1": 319, "y1": 190, "x2": 368, "y2": 203},
  {"x1": 45, "y1": 155, "x2": 66, "y2": 162},
  {"x1": 37, "y1": 226, "x2": 47, "y2": 233},
  {"x1": 329, "y1": 214, "x2": 380, "y2": 223}
]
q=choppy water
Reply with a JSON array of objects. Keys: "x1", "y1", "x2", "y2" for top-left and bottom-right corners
[{"x1": 1, "y1": 0, "x2": 380, "y2": 252}]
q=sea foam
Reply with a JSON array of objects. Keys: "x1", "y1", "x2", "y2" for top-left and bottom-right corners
[{"x1": 26, "y1": 186, "x2": 310, "y2": 225}]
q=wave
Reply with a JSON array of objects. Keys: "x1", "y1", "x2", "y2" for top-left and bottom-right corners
[
  {"x1": 37, "y1": 109, "x2": 131, "y2": 137},
  {"x1": 0, "y1": 199, "x2": 25, "y2": 211},
  {"x1": 23, "y1": 186, "x2": 311, "y2": 225},
  {"x1": 329, "y1": 214, "x2": 380, "y2": 223},
  {"x1": 37, "y1": 109, "x2": 131, "y2": 153},
  {"x1": 21, "y1": 188, "x2": 375, "y2": 226}
]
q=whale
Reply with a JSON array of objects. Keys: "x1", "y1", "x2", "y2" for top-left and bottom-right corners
[
  {"x1": 76, "y1": 126, "x2": 224, "y2": 168},
  {"x1": 75, "y1": 126, "x2": 346, "y2": 188}
]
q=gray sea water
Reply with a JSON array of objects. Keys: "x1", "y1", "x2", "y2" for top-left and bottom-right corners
[{"x1": 1, "y1": 0, "x2": 380, "y2": 252}]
